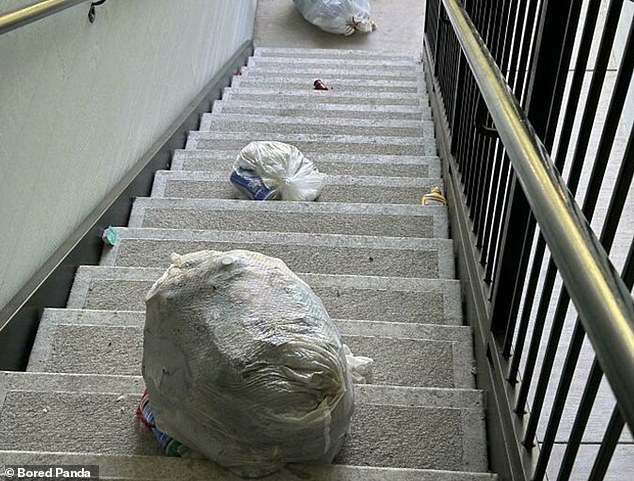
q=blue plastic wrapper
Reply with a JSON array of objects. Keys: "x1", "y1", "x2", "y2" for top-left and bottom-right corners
[{"x1": 230, "y1": 168, "x2": 278, "y2": 201}]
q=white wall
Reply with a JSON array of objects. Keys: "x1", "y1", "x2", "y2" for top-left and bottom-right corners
[{"x1": 0, "y1": 0, "x2": 257, "y2": 311}]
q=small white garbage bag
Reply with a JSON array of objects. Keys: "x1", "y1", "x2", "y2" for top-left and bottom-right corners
[
  {"x1": 230, "y1": 141, "x2": 326, "y2": 201},
  {"x1": 293, "y1": 0, "x2": 375, "y2": 36},
  {"x1": 143, "y1": 250, "x2": 371, "y2": 478}
]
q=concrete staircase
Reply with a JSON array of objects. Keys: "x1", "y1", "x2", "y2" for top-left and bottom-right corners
[{"x1": 0, "y1": 48, "x2": 496, "y2": 480}]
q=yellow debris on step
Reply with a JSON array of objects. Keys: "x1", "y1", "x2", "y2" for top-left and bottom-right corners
[{"x1": 421, "y1": 186, "x2": 448, "y2": 206}]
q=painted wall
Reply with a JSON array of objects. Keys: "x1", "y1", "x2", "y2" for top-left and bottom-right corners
[{"x1": 0, "y1": 0, "x2": 257, "y2": 311}]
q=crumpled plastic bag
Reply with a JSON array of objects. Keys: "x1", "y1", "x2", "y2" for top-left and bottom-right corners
[
  {"x1": 230, "y1": 141, "x2": 326, "y2": 201},
  {"x1": 293, "y1": 0, "x2": 375, "y2": 36},
  {"x1": 143, "y1": 249, "x2": 372, "y2": 478}
]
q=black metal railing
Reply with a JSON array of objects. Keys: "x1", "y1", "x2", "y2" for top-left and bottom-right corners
[{"x1": 424, "y1": 0, "x2": 634, "y2": 479}]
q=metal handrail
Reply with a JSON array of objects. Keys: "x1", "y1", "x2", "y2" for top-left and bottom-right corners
[
  {"x1": 0, "y1": 0, "x2": 89, "y2": 35},
  {"x1": 442, "y1": 0, "x2": 634, "y2": 431}
]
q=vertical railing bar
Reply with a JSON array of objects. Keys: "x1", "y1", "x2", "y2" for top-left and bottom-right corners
[
  {"x1": 530, "y1": 319, "x2": 586, "y2": 481},
  {"x1": 478, "y1": 0, "x2": 517, "y2": 262},
  {"x1": 473, "y1": 0, "x2": 509, "y2": 242},
  {"x1": 555, "y1": 358, "x2": 604, "y2": 481},
  {"x1": 523, "y1": 17, "x2": 634, "y2": 448},
  {"x1": 462, "y1": 0, "x2": 488, "y2": 207},
  {"x1": 588, "y1": 407, "x2": 625, "y2": 481},
  {"x1": 551, "y1": 0, "x2": 602, "y2": 169},
  {"x1": 564, "y1": 0, "x2": 624, "y2": 194},
  {"x1": 513, "y1": 258, "x2": 557, "y2": 415},
  {"x1": 485, "y1": 156, "x2": 512, "y2": 284}
]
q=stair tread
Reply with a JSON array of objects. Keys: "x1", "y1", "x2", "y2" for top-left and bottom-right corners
[
  {"x1": 128, "y1": 197, "x2": 448, "y2": 238},
  {"x1": 171, "y1": 150, "x2": 441, "y2": 178},
  {"x1": 0, "y1": 372, "x2": 488, "y2": 472},
  {"x1": 66, "y1": 266, "x2": 463, "y2": 325},
  {"x1": 98, "y1": 227, "x2": 455, "y2": 280},
  {"x1": 254, "y1": 47, "x2": 419, "y2": 61},
  {"x1": 0, "y1": 451, "x2": 497, "y2": 481},
  {"x1": 28, "y1": 309, "x2": 475, "y2": 388},
  {"x1": 247, "y1": 56, "x2": 421, "y2": 70},
  {"x1": 213, "y1": 99, "x2": 431, "y2": 120},
  {"x1": 233, "y1": 75, "x2": 420, "y2": 93}
]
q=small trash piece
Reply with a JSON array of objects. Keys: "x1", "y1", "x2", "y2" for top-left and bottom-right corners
[
  {"x1": 314, "y1": 79, "x2": 329, "y2": 90},
  {"x1": 230, "y1": 141, "x2": 326, "y2": 201},
  {"x1": 293, "y1": 0, "x2": 375, "y2": 36},
  {"x1": 102, "y1": 226, "x2": 118, "y2": 246},
  {"x1": 142, "y1": 249, "x2": 365, "y2": 477},
  {"x1": 343, "y1": 344, "x2": 374, "y2": 383},
  {"x1": 422, "y1": 186, "x2": 448, "y2": 206}
]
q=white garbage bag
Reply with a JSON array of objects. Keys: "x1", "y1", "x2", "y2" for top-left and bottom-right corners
[
  {"x1": 293, "y1": 0, "x2": 375, "y2": 36},
  {"x1": 143, "y1": 250, "x2": 369, "y2": 478},
  {"x1": 230, "y1": 141, "x2": 326, "y2": 201}
]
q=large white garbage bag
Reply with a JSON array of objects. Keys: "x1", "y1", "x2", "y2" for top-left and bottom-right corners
[
  {"x1": 231, "y1": 141, "x2": 326, "y2": 201},
  {"x1": 293, "y1": 0, "x2": 375, "y2": 36},
  {"x1": 142, "y1": 250, "x2": 358, "y2": 478}
]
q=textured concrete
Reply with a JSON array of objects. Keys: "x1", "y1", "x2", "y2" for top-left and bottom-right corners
[
  {"x1": 235, "y1": 74, "x2": 420, "y2": 93},
  {"x1": 66, "y1": 266, "x2": 463, "y2": 325},
  {"x1": 128, "y1": 198, "x2": 448, "y2": 238},
  {"x1": 254, "y1": 48, "x2": 418, "y2": 61},
  {"x1": 200, "y1": 113, "x2": 433, "y2": 137},
  {"x1": 184, "y1": 131, "x2": 436, "y2": 156},
  {"x1": 238, "y1": 65, "x2": 420, "y2": 81},
  {"x1": 30, "y1": 320, "x2": 473, "y2": 389},
  {"x1": 247, "y1": 56, "x2": 418, "y2": 71},
  {"x1": 0, "y1": 451, "x2": 498, "y2": 481},
  {"x1": 212, "y1": 99, "x2": 433, "y2": 120},
  {"x1": 0, "y1": 372, "x2": 486, "y2": 471},
  {"x1": 222, "y1": 86, "x2": 423, "y2": 106},
  {"x1": 171, "y1": 150, "x2": 441, "y2": 177},
  {"x1": 99, "y1": 227, "x2": 455, "y2": 279},
  {"x1": 152, "y1": 170, "x2": 442, "y2": 205}
]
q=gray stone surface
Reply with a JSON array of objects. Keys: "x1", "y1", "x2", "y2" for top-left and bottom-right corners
[
  {"x1": 66, "y1": 266, "x2": 463, "y2": 325},
  {"x1": 128, "y1": 198, "x2": 448, "y2": 239},
  {"x1": 30, "y1": 321, "x2": 472, "y2": 389},
  {"x1": 247, "y1": 56, "x2": 419, "y2": 71},
  {"x1": 171, "y1": 150, "x2": 441, "y2": 178},
  {"x1": 212, "y1": 99, "x2": 431, "y2": 120},
  {"x1": 184, "y1": 131, "x2": 436, "y2": 156},
  {"x1": 99, "y1": 227, "x2": 455, "y2": 280},
  {"x1": 152, "y1": 170, "x2": 442, "y2": 205},
  {"x1": 0, "y1": 451, "x2": 498, "y2": 480},
  {"x1": 241, "y1": 65, "x2": 420, "y2": 81},
  {"x1": 253, "y1": 47, "x2": 418, "y2": 61},
  {"x1": 200, "y1": 112, "x2": 433, "y2": 137},
  {"x1": 234, "y1": 76, "x2": 419, "y2": 94},
  {"x1": 0, "y1": 372, "x2": 487, "y2": 472},
  {"x1": 222, "y1": 86, "x2": 423, "y2": 106}
]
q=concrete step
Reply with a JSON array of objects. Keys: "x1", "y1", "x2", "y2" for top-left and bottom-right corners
[
  {"x1": 222, "y1": 86, "x2": 424, "y2": 106},
  {"x1": 0, "y1": 372, "x2": 488, "y2": 472},
  {"x1": 247, "y1": 56, "x2": 420, "y2": 73},
  {"x1": 151, "y1": 170, "x2": 442, "y2": 205},
  {"x1": 171, "y1": 150, "x2": 441, "y2": 178},
  {"x1": 241, "y1": 65, "x2": 420, "y2": 81},
  {"x1": 184, "y1": 131, "x2": 437, "y2": 156},
  {"x1": 200, "y1": 113, "x2": 433, "y2": 138},
  {"x1": 253, "y1": 47, "x2": 418, "y2": 62},
  {"x1": 212, "y1": 98, "x2": 432, "y2": 121},
  {"x1": 128, "y1": 198, "x2": 448, "y2": 239},
  {"x1": 98, "y1": 228, "x2": 455, "y2": 280},
  {"x1": 214, "y1": 98, "x2": 432, "y2": 121},
  {"x1": 28, "y1": 309, "x2": 475, "y2": 389},
  {"x1": 67, "y1": 266, "x2": 463, "y2": 325},
  {"x1": 0, "y1": 451, "x2": 497, "y2": 481},
  {"x1": 233, "y1": 74, "x2": 419, "y2": 93}
]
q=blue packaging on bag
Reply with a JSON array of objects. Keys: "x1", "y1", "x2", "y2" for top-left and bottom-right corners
[{"x1": 230, "y1": 168, "x2": 277, "y2": 200}]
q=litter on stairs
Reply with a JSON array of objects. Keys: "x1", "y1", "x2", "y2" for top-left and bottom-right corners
[
  {"x1": 293, "y1": 0, "x2": 376, "y2": 36},
  {"x1": 422, "y1": 186, "x2": 448, "y2": 206},
  {"x1": 230, "y1": 141, "x2": 326, "y2": 201},
  {"x1": 141, "y1": 249, "x2": 373, "y2": 478}
]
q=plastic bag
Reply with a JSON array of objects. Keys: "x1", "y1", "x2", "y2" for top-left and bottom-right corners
[
  {"x1": 293, "y1": 0, "x2": 375, "y2": 36},
  {"x1": 143, "y1": 249, "x2": 370, "y2": 478},
  {"x1": 231, "y1": 141, "x2": 326, "y2": 201}
]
